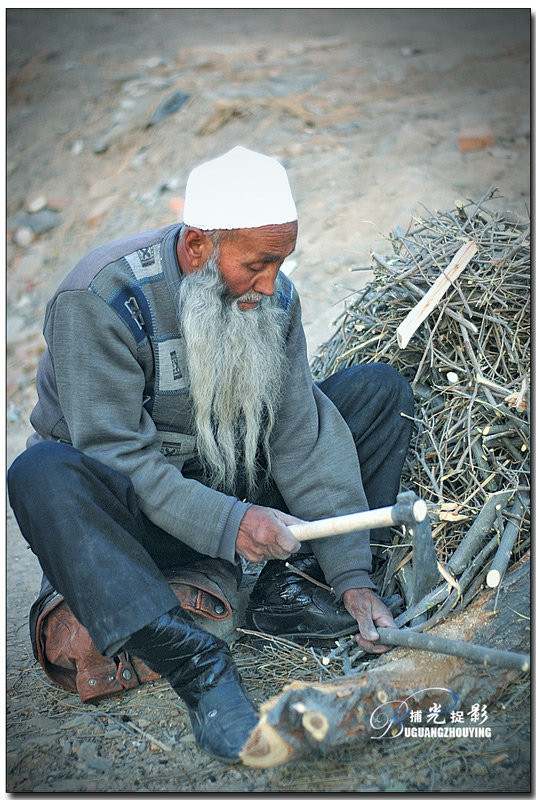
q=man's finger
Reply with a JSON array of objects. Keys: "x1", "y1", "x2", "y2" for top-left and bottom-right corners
[
  {"x1": 375, "y1": 613, "x2": 397, "y2": 630},
  {"x1": 355, "y1": 634, "x2": 391, "y2": 654},
  {"x1": 275, "y1": 529, "x2": 301, "y2": 554},
  {"x1": 357, "y1": 616, "x2": 380, "y2": 642}
]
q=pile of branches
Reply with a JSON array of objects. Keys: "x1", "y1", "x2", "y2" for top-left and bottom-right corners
[{"x1": 311, "y1": 188, "x2": 530, "y2": 640}]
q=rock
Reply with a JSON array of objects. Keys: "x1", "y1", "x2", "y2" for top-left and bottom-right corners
[
  {"x1": 147, "y1": 90, "x2": 190, "y2": 127},
  {"x1": 25, "y1": 194, "x2": 47, "y2": 213},
  {"x1": 14, "y1": 227, "x2": 34, "y2": 247},
  {"x1": 11, "y1": 209, "x2": 61, "y2": 237},
  {"x1": 401, "y1": 46, "x2": 423, "y2": 57},
  {"x1": 457, "y1": 126, "x2": 495, "y2": 153},
  {"x1": 26, "y1": 208, "x2": 61, "y2": 234}
]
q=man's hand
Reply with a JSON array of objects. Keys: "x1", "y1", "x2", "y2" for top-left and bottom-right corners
[
  {"x1": 343, "y1": 587, "x2": 397, "y2": 654},
  {"x1": 235, "y1": 505, "x2": 302, "y2": 562}
]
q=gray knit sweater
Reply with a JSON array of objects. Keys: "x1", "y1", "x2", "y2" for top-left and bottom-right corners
[{"x1": 28, "y1": 223, "x2": 374, "y2": 596}]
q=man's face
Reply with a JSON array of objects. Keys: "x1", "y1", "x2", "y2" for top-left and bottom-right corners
[{"x1": 213, "y1": 222, "x2": 297, "y2": 311}]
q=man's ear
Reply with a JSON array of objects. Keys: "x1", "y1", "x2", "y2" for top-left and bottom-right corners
[{"x1": 179, "y1": 227, "x2": 214, "y2": 272}]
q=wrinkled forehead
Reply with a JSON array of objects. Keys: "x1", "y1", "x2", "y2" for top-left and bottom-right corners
[{"x1": 218, "y1": 222, "x2": 298, "y2": 259}]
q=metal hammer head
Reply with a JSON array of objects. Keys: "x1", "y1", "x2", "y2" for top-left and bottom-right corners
[{"x1": 391, "y1": 491, "x2": 428, "y2": 527}]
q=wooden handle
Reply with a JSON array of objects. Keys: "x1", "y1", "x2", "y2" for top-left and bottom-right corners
[
  {"x1": 288, "y1": 497, "x2": 428, "y2": 542},
  {"x1": 289, "y1": 506, "x2": 396, "y2": 542}
]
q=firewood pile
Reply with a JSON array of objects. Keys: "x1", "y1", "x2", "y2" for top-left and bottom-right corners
[
  {"x1": 239, "y1": 189, "x2": 530, "y2": 679},
  {"x1": 235, "y1": 189, "x2": 531, "y2": 768},
  {"x1": 308, "y1": 187, "x2": 530, "y2": 643}
]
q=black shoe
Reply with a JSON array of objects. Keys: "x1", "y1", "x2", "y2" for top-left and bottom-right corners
[
  {"x1": 188, "y1": 672, "x2": 259, "y2": 763},
  {"x1": 126, "y1": 606, "x2": 258, "y2": 762},
  {"x1": 246, "y1": 555, "x2": 359, "y2": 643}
]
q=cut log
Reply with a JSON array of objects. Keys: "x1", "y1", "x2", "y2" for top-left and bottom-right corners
[
  {"x1": 447, "y1": 489, "x2": 513, "y2": 575},
  {"x1": 486, "y1": 494, "x2": 526, "y2": 588},
  {"x1": 240, "y1": 557, "x2": 529, "y2": 768}
]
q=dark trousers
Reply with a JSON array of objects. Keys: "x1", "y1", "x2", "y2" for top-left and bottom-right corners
[{"x1": 8, "y1": 364, "x2": 413, "y2": 654}]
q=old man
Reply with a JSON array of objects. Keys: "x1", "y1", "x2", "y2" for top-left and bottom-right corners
[{"x1": 8, "y1": 146, "x2": 413, "y2": 762}]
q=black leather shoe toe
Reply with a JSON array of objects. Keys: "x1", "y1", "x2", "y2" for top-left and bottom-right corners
[
  {"x1": 188, "y1": 674, "x2": 258, "y2": 762},
  {"x1": 246, "y1": 556, "x2": 359, "y2": 642}
]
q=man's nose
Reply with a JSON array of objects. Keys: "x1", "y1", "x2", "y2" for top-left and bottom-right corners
[{"x1": 253, "y1": 267, "x2": 278, "y2": 296}]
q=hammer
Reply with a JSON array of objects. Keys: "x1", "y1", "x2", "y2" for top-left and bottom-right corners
[
  {"x1": 289, "y1": 491, "x2": 439, "y2": 609},
  {"x1": 288, "y1": 491, "x2": 428, "y2": 542}
]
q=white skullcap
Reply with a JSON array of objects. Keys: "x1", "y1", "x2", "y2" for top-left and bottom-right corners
[{"x1": 182, "y1": 146, "x2": 298, "y2": 230}]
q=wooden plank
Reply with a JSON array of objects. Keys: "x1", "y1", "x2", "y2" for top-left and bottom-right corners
[{"x1": 396, "y1": 241, "x2": 478, "y2": 349}]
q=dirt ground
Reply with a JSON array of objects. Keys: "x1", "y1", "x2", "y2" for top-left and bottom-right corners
[{"x1": 5, "y1": 8, "x2": 531, "y2": 793}]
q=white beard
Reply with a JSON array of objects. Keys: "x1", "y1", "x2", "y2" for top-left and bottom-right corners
[{"x1": 177, "y1": 257, "x2": 287, "y2": 497}]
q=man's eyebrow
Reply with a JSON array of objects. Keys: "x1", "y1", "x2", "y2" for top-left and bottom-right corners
[{"x1": 255, "y1": 247, "x2": 296, "y2": 263}]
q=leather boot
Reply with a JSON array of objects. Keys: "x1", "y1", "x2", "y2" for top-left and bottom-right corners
[
  {"x1": 246, "y1": 554, "x2": 403, "y2": 643},
  {"x1": 126, "y1": 605, "x2": 258, "y2": 763},
  {"x1": 246, "y1": 554, "x2": 360, "y2": 642}
]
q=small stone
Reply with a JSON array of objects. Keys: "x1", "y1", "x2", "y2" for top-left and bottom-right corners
[
  {"x1": 14, "y1": 227, "x2": 34, "y2": 247},
  {"x1": 400, "y1": 46, "x2": 422, "y2": 57},
  {"x1": 26, "y1": 209, "x2": 61, "y2": 234},
  {"x1": 147, "y1": 90, "x2": 190, "y2": 127},
  {"x1": 457, "y1": 126, "x2": 495, "y2": 153},
  {"x1": 145, "y1": 56, "x2": 163, "y2": 69},
  {"x1": 72, "y1": 139, "x2": 84, "y2": 156},
  {"x1": 26, "y1": 194, "x2": 47, "y2": 213}
]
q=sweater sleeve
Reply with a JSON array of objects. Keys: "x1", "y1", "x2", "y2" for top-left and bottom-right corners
[
  {"x1": 46, "y1": 289, "x2": 249, "y2": 562},
  {"x1": 270, "y1": 290, "x2": 375, "y2": 595}
]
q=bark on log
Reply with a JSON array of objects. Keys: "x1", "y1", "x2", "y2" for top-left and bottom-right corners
[{"x1": 240, "y1": 557, "x2": 529, "y2": 768}]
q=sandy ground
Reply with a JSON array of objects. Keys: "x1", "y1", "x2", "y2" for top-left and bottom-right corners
[{"x1": 5, "y1": 8, "x2": 531, "y2": 793}]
